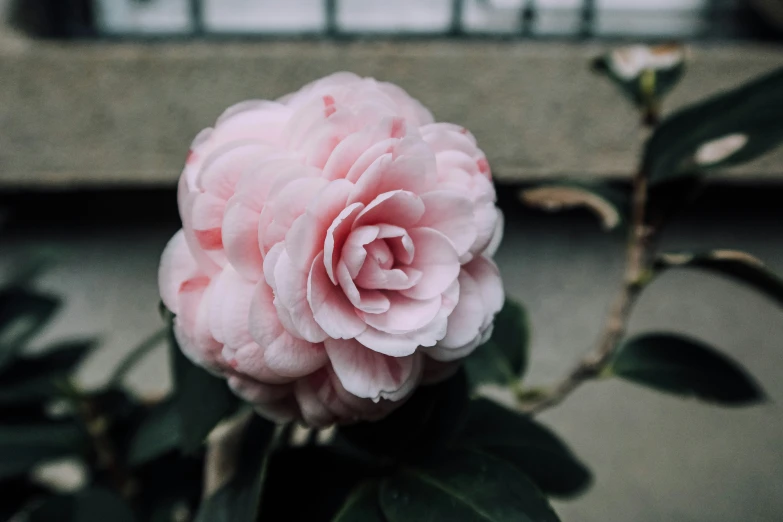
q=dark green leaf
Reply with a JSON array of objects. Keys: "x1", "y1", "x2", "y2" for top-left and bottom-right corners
[
  {"x1": 195, "y1": 414, "x2": 274, "y2": 522},
  {"x1": 456, "y1": 399, "x2": 591, "y2": 498},
  {"x1": 465, "y1": 299, "x2": 530, "y2": 389},
  {"x1": 644, "y1": 66, "x2": 783, "y2": 183},
  {"x1": 0, "y1": 289, "x2": 61, "y2": 369},
  {"x1": 520, "y1": 182, "x2": 627, "y2": 231},
  {"x1": 338, "y1": 369, "x2": 468, "y2": 462},
  {"x1": 0, "y1": 340, "x2": 96, "y2": 404},
  {"x1": 259, "y1": 446, "x2": 378, "y2": 522},
  {"x1": 611, "y1": 333, "x2": 765, "y2": 405},
  {"x1": 127, "y1": 398, "x2": 181, "y2": 466},
  {"x1": 380, "y1": 450, "x2": 560, "y2": 522},
  {"x1": 0, "y1": 478, "x2": 51, "y2": 520},
  {"x1": 134, "y1": 451, "x2": 204, "y2": 522},
  {"x1": 28, "y1": 487, "x2": 136, "y2": 522},
  {"x1": 0, "y1": 421, "x2": 85, "y2": 479},
  {"x1": 332, "y1": 482, "x2": 386, "y2": 522},
  {"x1": 655, "y1": 250, "x2": 783, "y2": 307},
  {"x1": 168, "y1": 322, "x2": 240, "y2": 453}
]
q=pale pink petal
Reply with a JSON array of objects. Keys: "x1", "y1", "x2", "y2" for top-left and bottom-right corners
[
  {"x1": 463, "y1": 256, "x2": 504, "y2": 330},
  {"x1": 274, "y1": 249, "x2": 328, "y2": 343},
  {"x1": 229, "y1": 342, "x2": 292, "y2": 384},
  {"x1": 378, "y1": 225, "x2": 414, "y2": 265},
  {"x1": 226, "y1": 374, "x2": 292, "y2": 403},
  {"x1": 248, "y1": 279, "x2": 285, "y2": 348},
  {"x1": 295, "y1": 370, "x2": 337, "y2": 428},
  {"x1": 324, "y1": 202, "x2": 364, "y2": 285},
  {"x1": 196, "y1": 141, "x2": 271, "y2": 200},
  {"x1": 418, "y1": 191, "x2": 477, "y2": 257},
  {"x1": 483, "y1": 209, "x2": 504, "y2": 258},
  {"x1": 336, "y1": 260, "x2": 390, "y2": 314},
  {"x1": 222, "y1": 200, "x2": 264, "y2": 281},
  {"x1": 264, "y1": 333, "x2": 328, "y2": 378},
  {"x1": 260, "y1": 176, "x2": 328, "y2": 254},
  {"x1": 341, "y1": 226, "x2": 380, "y2": 278},
  {"x1": 285, "y1": 179, "x2": 353, "y2": 271},
  {"x1": 354, "y1": 259, "x2": 422, "y2": 291},
  {"x1": 308, "y1": 252, "x2": 367, "y2": 339},
  {"x1": 325, "y1": 338, "x2": 422, "y2": 401},
  {"x1": 362, "y1": 293, "x2": 441, "y2": 334},
  {"x1": 434, "y1": 270, "x2": 485, "y2": 356},
  {"x1": 352, "y1": 190, "x2": 425, "y2": 230},
  {"x1": 344, "y1": 138, "x2": 396, "y2": 183},
  {"x1": 263, "y1": 242, "x2": 285, "y2": 291},
  {"x1": 471, "y1": 201, "x2": 500, "y2": 256},
  {"x1": 158, "y1": 230, "x2": 200, "y2": 314},
  {"x1": 400, "y1": 228, "x2": 460, "y2": 300},
  {"x1": 348, "y1": 137, "x2": 436, "y2": 206}
]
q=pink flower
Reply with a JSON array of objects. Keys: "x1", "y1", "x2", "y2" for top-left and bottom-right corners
[{"x1": 159, "y1": 73, "x2": 504, "y2": 427}]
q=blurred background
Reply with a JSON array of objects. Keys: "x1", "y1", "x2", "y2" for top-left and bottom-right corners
[{"x1": 1, "y1": 0, "x2": 782, "y2": 520}]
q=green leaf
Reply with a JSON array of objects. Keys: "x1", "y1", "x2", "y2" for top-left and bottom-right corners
[
  {"x1": 465, "y1": 299, "x2": 529, "y2": 389},
  {"x1": 0, "y1": 289, "x2": 61, "y2": 369},
  {"x1": 520, "y1": 182, "x2": 627, "y2": 231},
  {"x1": 611, "y1": 333, "x2": 765, "y2": 405},
  {"x1": 332, "y1": 482, "x2": 386, "y2": 522},
  {"x1": 195, "y1": 414, "x2": 274, "y2": 522},
  {"x1": 28, "y1": 487, "x2": 136, "y2": 522},
  {"x1": 338, "y1": 369, "x2": 468, "y2": 462},
  {"x1": 0, "y1": 340, "x2": 96, "y2": 404},
  {"x1": 644, "y1": 66, "x2": 783, "y2": 183},
  {"x1": 168, "y1": 322, "x2": 240, "y2": 453},
  {"x1": 0, "y1": 478, "x2": 51, "y2": 521},
  {"x1": 126, "y1": 398, "x2": 181, "y2": 466},
  {"x1": 0, "y1": 421, "x2": 85, "y2": 479},
  {"x1": 380, "y1": 450, "x2": 560, "y2": 522},
  {"x1": 655, "y1": 250, "x2": 783, "y2": 307},
  {"x1": 259, "y1": 446, "x2": 378, "y2": 522},
  {"x1": 456, "y1": 399, "x2": 591, "y2": 498}
]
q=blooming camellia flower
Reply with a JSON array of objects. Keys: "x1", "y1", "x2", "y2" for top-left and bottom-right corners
[{"x1": 159, "y1": 72, "x2": 504, "y2": 427}]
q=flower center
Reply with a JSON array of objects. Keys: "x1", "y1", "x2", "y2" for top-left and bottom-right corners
[{"x1": 366, "y1": 239, "x2": 394, "y2": 270}]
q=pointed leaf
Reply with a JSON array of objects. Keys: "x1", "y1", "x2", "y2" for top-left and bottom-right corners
[
  {"x1": 520, "y1": 183, "x2": 627, "y2": 231},
  {"x1": 465, "y1": 299, "x2": 529, "y2": 389},
  {"x1": 259, "y1": 446, "x2": 378, "y2": 522},
  {"x1": 644, "y1": 66, "x2": 783, "y2": 183},
  {"x1": 338, "y1": 369, "x2": 468, "y2": 462},
  {"x1": 655, "y1": 250, "x2": 783, "y2": 307},
  {"x1": 380, "y1": 450, "x2": 560, "y2": 522},
  {"x1": 332, "y1": 482, "x2": 386, "y2": 522},
  {"x1": 195, "y1": 415, "x2": 274, "y2": 522},
  {"x1": 0, "y1": 421, "x2": 85, "y2": 479},
  {"x1": 0, "y1": 289, "x2": 61, "y2": 369},
  {"x1": 611, "y1": 333, "x2": 765, "y2": 405},
  {"x1": 28, "y1": 487, "x2": 136, "y2": 522},
  {"x1": 456, "y1": 399, "x2": 591, "y2": 498},
  {"x1": 127, "y1": 398, "x2": 181, "y2": 466},
  {"x1": 0, "y1": 340, "x2": 97, "y2": 405},
  {"x1": 168, "y1": 321, "x2": 240, "y2": 453}
]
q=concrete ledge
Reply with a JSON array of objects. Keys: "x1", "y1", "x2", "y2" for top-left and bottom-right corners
[{"x1": 1, "y1": 39, "x2": 782, "y2": 189}]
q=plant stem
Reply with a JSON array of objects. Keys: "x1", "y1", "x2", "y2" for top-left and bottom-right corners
[
  {"x1": 107, "y1": 328, "x2": 167, "y2": 386},
  {"x1": 520, "y1": 168, "x2": 653, "y2": 415}
]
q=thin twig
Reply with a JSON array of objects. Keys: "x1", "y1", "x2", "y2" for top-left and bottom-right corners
[
  {"x1": 520, "y1": 167, "x2": 654, "y2": 415},
  {"x1": 107, "y1": 328, "x2": 167, "y2": 386}
]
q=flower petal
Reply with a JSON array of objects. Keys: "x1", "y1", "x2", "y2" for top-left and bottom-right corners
[
  {"x1": 158, "y1": 230, "x2": 201, "y2": 314},
  {"x1": 308, "y1": 252, "x2": 367, "y2": 339},
  {"x1": 324, "y1": 202, "x2": 364, "y2": 285},
  {"x1": 352, "y1": 190, "x2": 425, "y2": 230},
  {"x1": 274, "y1": 249, "x2": 328, "y2": 343},
  {"x1": 336, "y1": 260, "x2": 390, "y2": 314},
  {"x1": 325, "y1": 338, "x2": 421, "y2": 401},
  {"x1": 399, "y1": 228, "x2": 460, "y2": 300},
  {"x1": 418, "y1": 190, "x2": 477, "y2": 257},
  {"x1": 264, "y1": 333, "x2": 328, "y2": 378}
]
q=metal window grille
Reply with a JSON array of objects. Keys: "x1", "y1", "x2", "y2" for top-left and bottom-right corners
[{"x1": 85, "y1": 0, "x2": 767, "y2": 40}]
